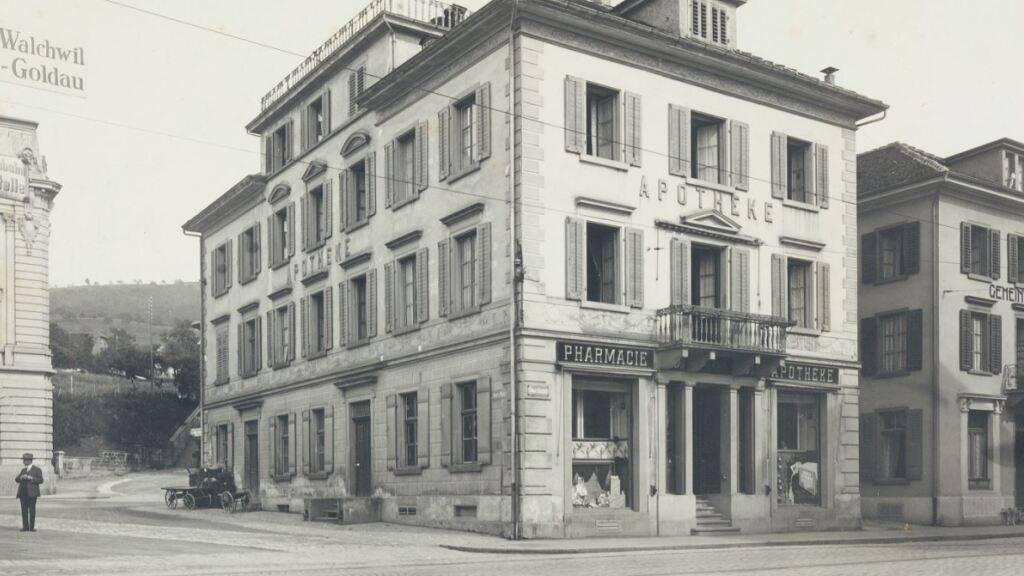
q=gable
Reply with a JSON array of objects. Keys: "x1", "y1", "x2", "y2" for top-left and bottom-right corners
[
  {"x1": 340, "y1": 130, "x2": 371, "y2": 158},
  {"x1": 681, "y1": 209, "x2": 742, "y2": 235},
  {"x1": 301, "y1": 160, "x2": 327, "y2": 182},
  {"x1": 268, "y1": 183, "x2": 291, "y2": 204}
]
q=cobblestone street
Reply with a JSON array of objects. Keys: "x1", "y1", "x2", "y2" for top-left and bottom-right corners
[{"x1": 1, "y1": 472, "x2": 1023, "y2": 576}]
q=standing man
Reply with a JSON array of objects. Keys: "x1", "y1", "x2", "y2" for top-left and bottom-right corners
[{"x1": 15, "y1": 453, "x2": 43, "y2": 532}]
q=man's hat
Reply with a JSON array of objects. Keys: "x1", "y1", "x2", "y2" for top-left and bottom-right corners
[{"x1": 21, "y1": 453, "x2": 33, "y2": 461}]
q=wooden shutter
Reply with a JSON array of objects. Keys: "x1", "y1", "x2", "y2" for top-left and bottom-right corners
[
  {"x1": 416, "y1": 121, "x2": 429, "y2": 193},
  {"x1": 348, "y1": 71, "x2": 358, "y2": 116},
  {"x1": 861, "y1": 232, "x2": 878, "y2": 284},
  {"x1": 565, "y1": 217, "x2": 585, "y2": 301},
  {"x1": 816, "y1": 262, "x2": 830, "y2": 332},
  {"x1": 324, "y1": 286, "x2": 334, "y2": 350},
  {"x1": 366, "y1": 152, "x2": 377, "y2": 218},
  {"x1": 624, "y1": 91, "x2": 642, "y2": 167},
  {"x1": 263, "y1": 135, "x2": 272, "y2": 173},
  {"x1": 255, "y1": 316, "x2": 262, "y2": 369},
  {"x1": 438, "y1": 239, "x2": 450, "y2": 317},
  {"x1": 267, "y1": 418, "x2": 276, "y2": 478},
  {"x1": 225, "y1": 239, "x2": 233, "y2": 290},
  {"x1": 564, "y1": 76, "x2": 585, "y2": 153},
  {"x1": 1009, "y1": 234, "x2": 1019, "y2": 283},
  {"x1": 668, "y1": 104, "x2": 690, "y2": 177},
  {"x1": 300, "y1": 195, "x2": 310, "y2": 251},
  {"x1": 300, "y1": 104, "x2": 309, "y2": 151},
  {"x1": 300, "y1": 296, "x2": 308, "y2": 358},
  {"x1": 859, "y1": 413, "x2": 877, "y2": 482},
  {"x1": 384, "y1": 262, "x2": 394, "y2": 333},
  {"x1": 237, "y1": 231, "x2": 245, "y2": 283},
  {"x1": 386, "y1": 394, "x2": 397, "y2": 471},
  {"x1": 990, "y1": 313, "x2": 1002, "y2": 374},
  {"x1": 301, "y1": 410, "x2": 310, "y2": 476},
  {"x1": 254, "y1": 223, "x2": 262, "y2": 276},
  {"x1": 367, "y1": 269, "x2": 378, "y2": 338},
  {"x1": 770, "y1": 254, "x2": 785, "y2": 318},
  {"x1": 287, "y1": 303, "x2": 296, "y2": 361},
  {"x1": 731, "y1": 248, "x2": 750, "y2": 313},
  {"x1": 990, "y1": 229, "x2": 1001, "y2": 280},
  {"x1": 286, "y1": 202, "x2": 296, "y2": 257},
  {"x1": 477, "y1": 222, "x2": 492, "y2": 306},
  {"x1": 907, "y1": 309, "x2": 923, "y2": 371},
  {"x1": 771, "y1": 132, "x2": 788, "y2": 200},
  {"x1": 324, "y1": 405, "x2": 334, "y2": 472},
  {"x1": 903, "y1": 222, "x2": 920, "y2": 276},
  {"x1": 815, "y1": 143, "x2": 829, "y2": 208},
  {"x1": 417, "y1": 386, "x2": 430, "y2": 468},
  {"x1": 417, "y1": 248, "x2": 429, "y2": 323},
  {"x1": 227, "y1": 422, "x2": 234, "y2": 471},
  {"x1": 338, "y1": 282, "x2": 348, "y2": 347},
  {"x1": 477, "y1": 377, "x2": 492, "y2": 465},
  {"x1": 266, "y1": 309, "x2": 275, "y2": 368},
  {"x1": 338, "y1": 170, "x2": 348, "y2": 231},
  {"x1": 266, "y1": 214, "x2": 276, "y2": 269},
  {"x1": 960, "y1": 223, "x2": 972, "y2": 274},
  {"x1": 440, "y1": 382, "x2": 452, "y2": 467},
  {"x1": 960, "y1": 309, "x2": 972, "y2": 371},
  {"x1": 323, "y1": 180, "x2": 333, "y2": 241},
  {"x1": 237, "y1": 323, "x2": 243, "y2": 375},
  {"x1": 907, "y1": 409, "x2": 923, "y2": 481},
  {"x1": 730, "y1": 120, "x2": 749, "y2": 191},
  {"x1": 669, "y1": 237, "x2": 690, "y2": 306},
  {"x1": 284, "y1": 120, "x2": 294, "y2": 163},
  {"x1": 384, "y1": 141, "x2": 394, "y2": 208},
  {"x1": 717, "y1": 119, "x2": 730, "y2": 186},
  {"x1": 625, "y1": 227, "x2": 644, "y2": 308},
  {"x1": 438, "y1": 106, "x2": 450, "y2": 181},
  {"x1": 476, "y1": 82, "x2": 492, "y2": 161},
  {"x1": 860, "y1": 317, "x2": 878, "y2": 376}
]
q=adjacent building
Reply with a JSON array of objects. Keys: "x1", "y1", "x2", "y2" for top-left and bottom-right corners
[
  {"x1": 858, "y1": 139, "x2": 1024, "y2": 525},
  {"x1": 0, "y1": 116, "x2": 60, "y2": 495},
  {"x1": 184, "y1": 0, "x2": 885, "y2": 537}
]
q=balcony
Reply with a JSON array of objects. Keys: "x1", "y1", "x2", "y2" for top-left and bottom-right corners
[
  {"x1": 260, "y1": 0, "x2": 470, "y2": 112},
  {"x1": 655, "y1": 305, "x2": 792, "y2": 375}
]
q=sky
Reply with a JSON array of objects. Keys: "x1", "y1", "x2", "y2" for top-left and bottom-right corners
[{"x1": 0, "y1": 0, "x2": 1021, "y2": 287}]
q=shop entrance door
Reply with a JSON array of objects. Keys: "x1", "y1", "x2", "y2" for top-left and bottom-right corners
[
  {"x1": 693, "y1": 387, "x2": 721, "y2": 494},
  {"x1": 351, "y1": 401, "x2": 372, "y2": 497},
  {"x1": 1016, "y1": 403, "x2": 1024, "y2": 507},
  {"x1": 243, "y1": 420, "x2": 259, "y2": 494}
]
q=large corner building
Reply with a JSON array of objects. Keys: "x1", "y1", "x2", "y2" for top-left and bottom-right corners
[{"x1": 184, "y1": 0, "x2": 886, "y2": 537}]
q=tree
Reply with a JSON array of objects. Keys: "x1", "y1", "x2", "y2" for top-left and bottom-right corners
[
  {"x1": 159, "y1": 320, "x2": 200, "y2": 403},
  {"x1": 50, "y1": 322, "x2": 96, "y2": 371}
]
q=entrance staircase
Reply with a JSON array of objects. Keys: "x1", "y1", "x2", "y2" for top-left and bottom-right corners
[{"x1": 692, "y1": 497, "x2": 740, "y2": 534}]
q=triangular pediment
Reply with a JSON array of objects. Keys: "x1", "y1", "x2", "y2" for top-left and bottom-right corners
[
  {"x1": 340, "y1": 130, "x2": 371, "y2": 158},
  {"x1": 301, "y1": 160, "x2": 327, "y2": 182},
  {"x1": 268, "y1": 183, "x2": 291, "y2": 204},
  {"x1": 681, "y1": 209, "x2": 742, "y2": 235}
]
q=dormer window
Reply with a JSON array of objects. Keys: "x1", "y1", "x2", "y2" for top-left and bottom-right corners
[
  {"x1": 265, "y1": 121, "x2": 293, "y2": 174},
  {"x1": 691, "y1": 1, "x2": 729, "y2": 46},
  {"x1": 1005, "y1": 150, "x2": 1023, "y2": 192}
]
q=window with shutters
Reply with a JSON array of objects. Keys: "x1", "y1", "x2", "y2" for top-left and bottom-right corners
[
  {"x1": 878, "y1": 410, "x2": 907, "y2": 481},
  {"x1": 306, "y1": 184, "x2": 327, "y2": 250},
  {"x1": 691, "y1": 244, "x2": 721, "y2": 308},
  {"x1": 787, "y1": 138, "x2": 813, "y2": 204},
  {"x1": 968, "y1": 410, "x2": 990, "y2": 489},
  {"x1": 304, "y1": 94, "x2": 328, "y2": 150},
  {"x1": 971, "y1": 225, "x2": 990, "y2": 277},
  {"x1": 397, "y1": 255, "x2": 417, "y2": 331},
  {"x1": 863, "y1": 222, "x2": 919, "y2": 284},
  {"x1": 214, "y1": 323, "x2": 229, "y2": 384},
  {"x1": 394, "y1": 130, "x2": 416, "y2": 206},
  {"x1": 457, "y1": 382, "x2": 478, "y2": 464},
  {"x1": 690, "y1": 1, "x2": 730, "y2": 46},
  {"x1": 275, "y1": 414, "x2": 290, "y2": 476},
  {"x1": 960, "y1": 309, "x2": 1002, "y2": 375},
  {"x1": 215, "y1": 424, "x2": 229, "y2": 466},
  {"x1": 352, "y1": 275, "x2": 368, "y2": 344},
  {"x1": 961, "y1": 223, "x2": 999, "y2": 281},
  {"x1": 972, "y1": 313, "x2": 986, "y2": 372},
  {"x1": 454, "y1": 229, "x2": 478, "y2": 314},
  {"x1": 777, "y1": 391, "x2": 820, "y2": 506},
  {"x1": 456, "y1": 98, "x2": 476, "y2": 170},
  {"x1": 402, "y1": 392, "x2": 418, "y2": 468},
  {"x1": 240, "y1": 316, "x2": 261, "y2": 378},
  {"x1": 862, "y1": 309, "x2": 922, "y2": 377},
  {"x1": 691, "y1": 113, "x2": 726, "y2": 184},
  {"x1": 267, "y1": 123, "x2": 290, "y2": 173},
  {"x1": 879, "y1": 313, "x2": 908, "y2": 375},
  {"x1": 349, "y1": 159, "x2": 369, "y2": 229},
  {"x1": 310, "y1": 408, "x2": 325, "y2": 474},
  {"x1": 878, "y1": 228, "x2": 903, "y2": 281},
  {"x1": 308, "y1": 289, "x2": 329, "y2": 358},
  {"x1": 787, "y1": 259, "x2": 812, "y2": 329},
  {"x1": 1005, "y1": 151, "x2": 1023, "y2": 192},
  {"x1": 270, "y1": 303, "x2": 293, "y2": 369},
  {"x1": 212, "y1": 241, "x2": 231, "y2": 297},
  {"x1": 441, "y1": 84, "x2": 491, "y2": 182},
  {"x1": 585, "y1": 84, "x2": 619, "y2": 162},
  {"x1": 239, "y1": 225, "x2": 260, "y2": 284},
  {"x1": 270, "y1": 206, "x2": 291, "y2": 268},
  {"x1": 1012, "y1": 235, "x2": 1024, "y2": 284},
  {"x1": 586, "y1": 223, "x2": 619, "y2": 304},
  {"x1": 348, "y1": 66, "x2": 366, "y2": 117}
]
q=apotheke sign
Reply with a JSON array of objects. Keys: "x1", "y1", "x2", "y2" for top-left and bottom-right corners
[
  {"x1": 770, "y1": 362, "x2": 839, "y2": 385},
  {"x1": 557, "y1": 340, "x2": 654, "y2": 369}
]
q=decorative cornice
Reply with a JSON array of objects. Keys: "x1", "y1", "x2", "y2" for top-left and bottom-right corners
[
  {"x1": 779, "y1": 236, "x2": 826, "y2": 251},
  {"x1": 440, "y1": 202, "x2": 485, "y2": 227},
  {"x1": 183, "y1": 174, "x2": 266, "y2": 235},
  {"x1": 385, "y1": 229, "x2": 423, "y2": 251},
  {"x1": 335, "y1": 373, "x2": 379, "y2": 390},
  {"x1": 964, "y1": 295, "x2": 997, "y2": 308},
  {"x1": 237, "y1": 300, "x2": 260, "y2": 314},
  {"x1": 340, "y1": 249, "x2": 372, "y2": 270},
  {"x1": 301, "y1": 269, "x2": 329, "y2": 286},
  {"x1": 655, "y1": 219, "x2": 761, "y2": 246},
  {"x1": 210, "y1": 314, "x2": 231, "y2": 326},
  {"x1": 268, "y1": 284, "x2": 294, "y2": 301},
  {"x1": 301, "y1": 160, "x2": 328, "y2": 182},
  {"x1": 232, "y1": 399, "x2": 264, "y2": 413},
  {"x1": 1012, "y1": 303, "x2": 1024, "y2": 313},
  {"x1": 575, "y1": 196, "x2": 636, "y2": 215},
  {"x1": 268, "y1": 183, "x2": 291, "y2": 204},
  {"x1": 340, "y1": 130, "x2": 372, "y2": 158}
]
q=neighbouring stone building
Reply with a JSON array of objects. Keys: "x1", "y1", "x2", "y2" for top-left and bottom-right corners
[
  {"x1": 183, "y1": 0, "x2": 885, "y2": 537},
  {"x1": 858, "y1": 139, "x2": 1024, "y2": 526},
  {"x1": 0, "y1": 116, "x2": 60, "y2": 496}
]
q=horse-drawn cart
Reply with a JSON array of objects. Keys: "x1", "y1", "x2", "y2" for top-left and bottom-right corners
[{"x1": 162, "y1": 466, "x2": 250, "y2": 513}]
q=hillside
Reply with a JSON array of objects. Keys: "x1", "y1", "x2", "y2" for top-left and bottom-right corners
[{"x1": 52, "y1": 281, "x2": 200, "y2": 344}]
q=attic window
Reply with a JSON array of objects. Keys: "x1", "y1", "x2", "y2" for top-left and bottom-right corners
[
  {"x1": 691, "y1": 1, "x2": 728, "y2": 46},
  {"x1": 1005, "y1": 151, "x2": 1023, "y2": 192}
]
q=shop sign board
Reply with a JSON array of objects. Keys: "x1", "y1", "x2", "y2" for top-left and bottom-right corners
[
  {"x1": 556, "y1": 340, "x2": 654, "y2": 369},
  {"x1": 769, "y1": 361, "x2": 839, "y2": 385}
]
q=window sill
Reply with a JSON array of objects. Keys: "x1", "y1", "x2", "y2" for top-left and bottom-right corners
[
  {"x1": 968, "y1": 480, "x2": 992, "y2": 491},
  {"x1": 306, "y1": 471, "x2": 331, "y2": 481},
  {"x1": 872, "y1": 479, "x2": 911, "y2": 486},
  {"x1": 871, "y1": 274, "x2": 910, "y2": 286},
  {"x1": 579, "y1": 300, "x2": 630, "y2": 314},
  {"x1": 304, "y1": 240, "x2": 328, "y2": 254},
  {"x1": 390, "y1": 193, "x2": 420, "y2": 212},
  {"x1": 449, "y1": 462, "x2": 483, "y2": 474},
  {"x1": 272, "y1": 361, "x2": 292, "y2": 371},
  {"x1": 393, "y1": 466, "x2": 424, "y2": 477},
  {"x1": 270, "y1": 259, "x2": 291, "y2": 272},
  {"x1": 307, "y1": 350, "x2": 328, "y2": 361},
  {"x1": 239, "y1": 274, "x2": 260, "y2": 286},
  {"x1": 788, "y1": 327, "x2": 820, "y2": 337},
  {"x1": 871, "y1": 370, "x2": 913, "y2": 380},
  {"x1": 449, "y1": 306, "x2": 481, "y2": 321},
  {"x1": 448, "y1": 161, "x2": 481, "y2": 184},
  {"x1": 392, "y1": 323, "x2": 421, "y2": 337},
  {"x1": 578, "y1": 153, "x2": 628, "y2": 172},
  {"x1": 240, "y1": 370, "x2": 259, "y2": 380},
  {"x1": 966, "y1": 369, "x2": 995, "y2": 377},
  {"x1": 212, "y1": 289, "x2": 229, "y2": 299},
  {"x1": 272, "y1": 473, "x2": 294, "y2": 483},
  {"x1": 345, "y1": 339, "x2": 370, "y2": 350},
  {"x1": 345, "y1": 219, "x2": 370, "y2": 234},
  {"x1": 213, "y1": 379, "x2": 229, "y2": 387},
  {"x1": 782, "y1": 199, "x2": 820, "y2": 213},
  {"x1": 967, "y1": 273, "x2": 997, "y2": 283},
  {"x1": 682, "y1": 176, "x2": 736, "y2": 195}
]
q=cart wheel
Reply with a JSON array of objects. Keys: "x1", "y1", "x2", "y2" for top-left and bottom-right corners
[
  {"x1": 183, "y1": 493, "x2": 197, "y2": 510},
  {"x1": 164, "y1": 490, "x2": 178, "y2": 510},
  {"x1": 220, "y1": 492, "x2": 235, "y2": 513}
]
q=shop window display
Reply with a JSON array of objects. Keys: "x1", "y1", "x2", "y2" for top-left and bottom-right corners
[
  {"x1": 570, "y1": 383, "x2": 632, "y2": 509},
  {"x1": 777, "y1": 391, "x2": 821, "y2": 505}
]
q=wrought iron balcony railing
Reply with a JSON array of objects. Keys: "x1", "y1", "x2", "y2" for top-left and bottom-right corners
[{"x1": 655, "y1": 305, "x2": 791, "y2": 355}]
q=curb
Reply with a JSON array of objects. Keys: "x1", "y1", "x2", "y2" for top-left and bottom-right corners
[{"x1": 441, "y1": 530, "x2": 1024, "y2": 555}]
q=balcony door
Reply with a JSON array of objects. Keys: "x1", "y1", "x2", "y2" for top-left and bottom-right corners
[{"x1": 691, "y1": 245, "x2": 721, "y2": 309}]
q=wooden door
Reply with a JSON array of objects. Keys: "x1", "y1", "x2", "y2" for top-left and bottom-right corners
[
  {"x1": 244, "y1": 420, "x2": 259, "y2": 494},
  {"x1": 351, "y1": 402, "x2": 372, "y2": 497}
]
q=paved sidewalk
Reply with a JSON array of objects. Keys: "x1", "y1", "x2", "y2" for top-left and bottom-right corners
[{"x1": 442, "y1": 522, "x2": 1024, "y2": 554}]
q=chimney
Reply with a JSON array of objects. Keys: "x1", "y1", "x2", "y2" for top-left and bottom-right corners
[{"x1": 821, "y1": 67, "x2": 839, "y2": 85}]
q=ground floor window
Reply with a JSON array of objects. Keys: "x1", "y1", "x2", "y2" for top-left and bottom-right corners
[
  {"x1": 777, "y1": 391, "x2": 821, "y2": 505},
  {"x1": 570, "y1": 379, "x2": 633, "y2": 509},
  {"x1": 968, "y1": 410, "x2": 990, "y2": 490}
]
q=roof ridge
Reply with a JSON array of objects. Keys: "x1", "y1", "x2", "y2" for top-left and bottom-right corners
[{"x1": 861, "y1": 141, "x2": 948, "y2": 173}]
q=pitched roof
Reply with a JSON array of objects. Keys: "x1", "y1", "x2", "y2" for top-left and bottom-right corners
[{"x1": 857, "y1": 142, "x2": 949, "y2": 197}]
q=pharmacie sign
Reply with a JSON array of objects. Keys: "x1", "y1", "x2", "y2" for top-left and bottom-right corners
[
  {"x1": 769, "y1": 362, "x2": 839, "y2": 385},
  {"x1": 556, "y1": 340, "x2": 653, "y2": 369}
]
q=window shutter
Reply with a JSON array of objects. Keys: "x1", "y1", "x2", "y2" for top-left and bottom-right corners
[
  {"x1": 730, "y1": 120, "x2": 749, "y2": 190},
  {"x1": 564, "y1": 76, "x2": 585, "y2": 153},
  {"x1": 731, "y1": 247, "x2": 750, "y2": 313},
  {"x1": 417, "y1": 386, "x2": 430, "y2": 468},
  {"x1": 907, "y1": 409, "x2": 923, "y2": 481},
  {"x1": 861, "y1": 232, "x2": 878, "y2": 284},
  {"x1": 321, "y1": 90, "x2": 331, "y2": 138},
  {"x1": 670, "y1": 237, "x2": 690, "y2": 306},
  {"x1": 386, "y1": 394, "x2": 397, "y2": 471},
  {"x1": 366, "y1": 152, "x2": 377, "y2": 218},
  {"x1": 348, "y1": 71, "x2": 358, "y2": 117},
  {"x1": 266, "y1": 309, "x2": 275, "y2": 368},
  {"x1": 254, "y1": 222, "x2": 262, "y2": 276},
  {"x1": 960, "y1": 223, "x2": 972, "y2": 274},
  {"x1": 225, "y1": 239, "x2": 233, "y2": 290},
  {"x1": 815, "y1": 143, "x2": 830, "y2": 208},
  {"x1": 816, "y1": 262, "x2": 830, "y2": 332},
  {"x1": 338, "y1": 170, "x2": 348, "y2": 231},
  {"x1": 859, "y1": 413, "x2": 877, "y2": 482},
  {"x1": 990, "y1": 313, "x2": 1002, "y2": 374},
  {"x1": 903, "y1": 222, "x2": 920, "y2": 276},
  {"x1": 771, "y1": 132, "x2": 788, "y2": 200},
  {"x1": 300, "y1": 195, "x2": 310, "y2": 251},
  {"x1": 860, "y1": 317, "x2": 878, "y2": 376},
  {"x1": 227, "y1": 422, "x2": 235, "y2": 471},
  {"x1": 625, "y1": 227, "x2": 644, "y2": 308},
  {"x1": 907, "y1": 309, "x2": 923, "y2": 371},
  {"x1": 237, "y1": 322, "x2": 243, "y2": 375},
  {"x1": 624, "y1": 91, "x2": 642, "y2": 167},
  {"x1": 1009, "y1": 234, "x2": 1019, "y2": 284},
  {"x1": 477, "y1": 377, "x2": 492, "y2": 465},
  {"x1": 338, "y1": 282, "x2": 348, "y2": 347},
  {"x1": 417, "y1": 121, "x2": 429, "y2": 192},
  {"x1": 717, "y1": 119, "x2": 730, "y2": 186},
  {"x1": 384, "y1": 262, "x2": 394, "y2": 333},
  {"x1": 267, "y1": 214, "x2": 276, "y2": 269},
  {"x1": 476, "y1": 82, "x2": 492, "y2": 161},
  {"x1": 960, "y1": 309, "x2": 972, "y2": 371},
  {"x1": 565, "y1": 217, "x2": 585, "y2": 301},
  {"x1": 367, "y1": 269, "x2": 378, "y2": 338},
  {"x1": 770, "y1": 254, "x2": 785, "y2": 318},
  {"x1": 284, "y1": 120, "x2": 294, "y2": 164},
  {"x1": 288, "y1": 413, "x2": 297, "y2": 476},
  {"x1": 237, "y1": 231, "x2": 245, "y2": 283},
  {"x1": 267, "y1": 418, "x2": 276, "y2": 478},
  {"x1": 440, "y1": 382, "x2": 452, "y2": 467},
  {"x1": 300, "y1": 105, "x2": 309, "y2": 152},
  {"x1": 324, "y1": 405, "x2": 334, "y2": 472},
  {"x1": 477, "y1": 222, "x2": 492, "y2": 306},
  {"x1": 323, "y1": 179, "x2": 333, "y2": 240},
  {"x1": 668, "y1": 104, "x2": 690, "y2": 177},
  {"x1": 263, "y1": 135, "x2": 272, "y2": 173},
  {"x1": 991, "y1": 229, "x2": 1001, "y2": 280},
  {"x1": 255, "y1": 316, "x2": 263, "y2": 369},
  {"x1": 300, "y1": 296, "x2": 308, "y2": 358},
  {"x1": 287, "y1": 303, "x2": 296, "y2": 361},
  {"x1": 438, "y1": 239, "x2": 450, "y2": 317},
  {"x1": 286, "y1": 202, "x2": 296, "y2": 257},
  {"x1": 324, "y1": 285, "x2": 334, "y2": 350},
  {"x1": 417, "y1": 248, "x2": 429, "y2": 323},
  {"x1": 384, "y1": 141, "x2": 394, "y2": 208},
  {"x1": 301, "y1": 410, "x2": 310, "y2": 476},
  {"x1": 438, "y1": 106, "x2": 450, "y2": 181}
]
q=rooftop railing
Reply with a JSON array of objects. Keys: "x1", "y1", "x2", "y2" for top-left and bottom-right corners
[
  {"x1": 655, "y1": 305, "x2": 791, "y2": 355},
  {"x1": 260, "y1": 0, "x2": 469, "y2": 112}
]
